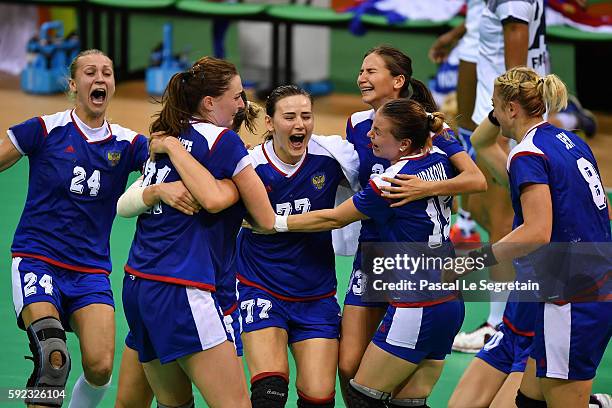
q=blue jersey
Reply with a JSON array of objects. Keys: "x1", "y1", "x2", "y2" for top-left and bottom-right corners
[
  {"x1": 237, "y1": 135, "x2": 360, "y2": 300},
  {"x1": 353, "y1": 147, "x2": 457, "y2": 305},
  {"x1": 346, "y1": 110, "x2": 464, "y2": 244},
  {"x1": 503, "y1": 122, "x2": 611, "y2": 331},
  {"x1": 210, "y1": 202, "x2": 246, "y2": 313},
  {"x1": 125, "y1": 123, "x2": 250, "y2": 290},
  {"x1": 8, "y1": 109, "x2": 148, "y2": 274}
]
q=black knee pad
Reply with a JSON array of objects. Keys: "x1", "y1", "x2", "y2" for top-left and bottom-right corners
[
  {"x1": 157, "y1": 397, "x2": 195, "y2": 408},
  {"x1": 516, "y1": 390, "x2": 548, "y2": 408},
  {"x1": 345, "y1": 380, "x2": 388, "y2": 408},
  {"x1": 250, "y1": 373, "x2": 289, "y2": 408},
  {"x1": 388, "y1": 397, "x2": 429, "y2": 407},
  {"x1": 25, "y1": 316, "x2": 71, "y2": 407},
  {"x1": 297, "y1": 390, "x2": 335, "y2": 407}
]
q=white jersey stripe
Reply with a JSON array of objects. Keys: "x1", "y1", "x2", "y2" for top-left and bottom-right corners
[
  {"x1": 544, "y1": 302, "x2": 572, "y2": 379},
  {"x1": 386, "y1": 307, "x2": 424, "y2": 349},
  {"x1": 186, "y1": 288, "x2": 227, "y2": 351},
  {"x1": 6, "y1": 129, "x2": 25, "y2": 156},
  {"x1": 12, "y1": 257, "x2": 24, "y2": 318}
]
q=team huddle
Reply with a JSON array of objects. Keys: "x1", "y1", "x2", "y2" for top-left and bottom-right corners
[{"x1": 1, "y1": 1, "x2": 611, "y2": 407}]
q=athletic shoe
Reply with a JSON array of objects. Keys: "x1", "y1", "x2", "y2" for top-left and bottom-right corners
[
  {"x1": 450, "y1": 224, "x2": 482, "y2": 251},
  {"x1": 591, "y1": 394, "x2": 612, "y2": 408},
  {"x1": 565, "y1": 95, "x2": 598, "y2": 138},
  {"x1": 452, "y1": 322, "x2": 498, "y2": 353}
]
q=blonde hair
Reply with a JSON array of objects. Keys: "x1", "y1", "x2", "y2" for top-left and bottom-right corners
[{"x1": 494, "y1": 66, "x2": 568, "y2": 116}]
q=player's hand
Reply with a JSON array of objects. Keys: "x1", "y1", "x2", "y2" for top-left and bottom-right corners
[
  {"x1": 428, "y1": 31, "x2": 456, "y2": 64},
  {"x1": 157, "y1": 181, "x2": 201, "y2": 215},
  {"x1": 149, "y1": 132, "x2": 182, "y2": 161},
  {"x1": 381, "y1": 174, "x2": 433, "y2": 207}
]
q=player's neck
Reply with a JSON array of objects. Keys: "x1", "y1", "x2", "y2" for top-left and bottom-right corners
[
  {"x1": 515, "y1": 116, "x2": 546, "y2": 143},
  {"x1": 74, "y1": 106, "x2": 105, "y2": 128}
]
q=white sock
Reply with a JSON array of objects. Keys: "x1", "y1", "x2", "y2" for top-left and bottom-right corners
[
  {"x1": 456, "y1": 208, "x2": 476, "y2": 236},
  {"x1": 487, "y1": 288, "x2": 511, "y2": 327},
  {"x1": 68, "y1": 373, "x2": 111, "y2": 407},
  {"x1": 554, "y1": 112, "x2": 579, "y2": 130}
]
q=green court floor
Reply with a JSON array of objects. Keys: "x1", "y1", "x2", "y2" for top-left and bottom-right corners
[{"x1": 1, "y1": 160, "x2": 610, "y2": 407}]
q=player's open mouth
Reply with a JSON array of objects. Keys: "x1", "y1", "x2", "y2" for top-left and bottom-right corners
[
  {"x1": 360, "y1": 86, "x2": 374, "y2": 94},
  {"x1": 90, "y1": 88, "x2": 107, "y2": 105},
  {"x1": 289, "y1": 134, "x2": 306, "y2": 149}
]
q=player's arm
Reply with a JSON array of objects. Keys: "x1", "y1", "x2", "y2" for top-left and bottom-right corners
[
  {"x1": 428, "y1": 22, "x2": 466, "y2": 63},
  {"x1": 0, "y1": 131, "x2": 23, "y2": 172},
  {"x1": 232, "y1": 165, "x2": 275, "y2": 231},
  {"x1": 150, "y1": 135, "x2": 239, "y2": 213},
  {"x1": 278, "y1": 197, "x2": 368, "y2": 233},
  {"x1": 503, "y1": 19, "x2": 529, "y2": 68},
  {"x1": 117, "y1": 176, "x2": 201, "y2": 217},
  {"x1": 491, "y1": 183, "x2": 552, "y2": 260},
  {"x1": 471, "y1": 114, "x2": 510, "y2": 188},
  {"x1": 380, "y1": 151, "x2": 487, "y2": 207}
]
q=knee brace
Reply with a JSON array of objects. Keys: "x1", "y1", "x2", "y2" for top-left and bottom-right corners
[
  {"x1": 297, "y1": 390, "x2": 335, "y2": 407},
  {"x1": 388, "y1": 397, "x2": 429, "y2": 407},
  {"x1": 25, "y1": 316, "x2": 71, "y2": 407},
  {"x1": 516, "y1": 390, "x2": 548, "y2": 408},
  {"x1": 345, "y1": 379, "x2": 389, "y2": 408},
  {"x1": 157, "y1": 397, "x2": 195, "y2": 408},
  {"x1": 250, "y1": 372, "x2": 289, "y2": 408}
]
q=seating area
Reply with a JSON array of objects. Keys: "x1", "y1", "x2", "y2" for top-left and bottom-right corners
[{"x1": 2, "y1": 0, "x2": 611, "y2": 93}]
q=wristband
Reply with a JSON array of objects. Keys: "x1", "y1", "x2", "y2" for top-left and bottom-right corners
[
  {"x1": 467, "y1": 244, "x2": 498, "y2": 267},
  {"x1": 274, "y1": 214, "x2": 289, "y2": 232},
  {"x1": 488, "y1": 110, "x2": 500, "y2": 127}
]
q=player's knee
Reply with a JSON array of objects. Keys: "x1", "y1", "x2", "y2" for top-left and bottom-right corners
[
  {"x1": 388, "y1": 397, "x2": 429, "y2": 407},
  {"x1": 345, "y1": 379, "x2": 388, "y2": 408},
  {"x1": 83, "y1": 356, "x2": 113, "y2": 386},
  {"x1": 250, "y1": 373, "x2": 289, "y2": 408},
  {"x1": 25, "y1": 316, "x2": 71, "y2": 407},
  {"x1": 297, "y1": 390, "x2": 335, "y2": 408},
  {"x1": 516, "y1": 389, "x2": 548, "y2": 408},
  {"x1": 157, "y1": 396, "x2": 195, "y2": 408},
  {"x1": 338, "y1": 353, "x2": 360, "y2": 381}
]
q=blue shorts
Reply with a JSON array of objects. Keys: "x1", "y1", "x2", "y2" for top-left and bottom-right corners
[
  {"x1": 123, "y1": 274, "x2": 227, "y2": 364},
  {"x1": 11, "y1": 256, "x2": 114, "y2": 331},
  {"x1": 531, "y1": 302, "x2": 612, "y2": 380},
  {"x1": 237, "y1": 283, "x2": 341, "y2": 344},
  {"x1": 476, "y1": 323, "x2": 533, "y2": 374},
  {"x1": 344, "y1": 251, "x2": 388, "y2": 308},
  {"x1": 457, "y1": 128, "x2": 476, "y2": 161},
  {"x1": 222, "y1": 305, "x2": 243, "y2": 357},
  {"x1": 372, "y1": 300, "x2": 465, "y2": 364}
]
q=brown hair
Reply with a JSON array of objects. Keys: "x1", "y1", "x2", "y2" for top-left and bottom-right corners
[
  {"x1": 263, "y1": 85, "x2": 313, "y2": 141},
  {"x1": 150, "y1": 56, "x2": 239, "y2": 135},
  {"x1": 379, "y1": 98, "x2": 446, "y2": 152},
  {"x1": 495, "y1": 66, "x2": 568, "y2": 116},
  {"x1": 365, "y1": 45, "x2": 438, "y2": 112},
  {"x1": 233, "y1": 91, "x2": 262, "y2": 133}
]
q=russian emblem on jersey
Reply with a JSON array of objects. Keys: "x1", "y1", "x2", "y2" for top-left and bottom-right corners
[
  {"x1": 311, "y1": 172, "x2": 326, "y2": 190},
  {"x1": 107, "y1": 151, "x2": 121, "y2": 166}
]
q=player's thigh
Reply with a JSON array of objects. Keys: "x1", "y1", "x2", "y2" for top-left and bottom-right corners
[
  {"x1": 457, "y1": 60, "x2": 478, "y2": 130},
  {"x1": 339, "y1": 305, "x2": 386, "y2": 374},
  {"x1": 142, "y1": 359, "x2": 193, "y2": 407},
  {"x1": 179, "y1": 341, "x2": 250, "y2": 408},
  {"x1": 242, "y1": 327, "x2": 290, "y2": 378},
  {"x1": 449, "y1": 357, "x2": 509, "y2": 408},
  {"x1": 70, "y1": 303, "x2": 115, "y2": 383},
  {"x1": 21, "y1": 302, "x2": 61, "y2": 327},
  {"x1": 540, "y1": 377, "x2": 592, "y2": 408},
  {"x1": 354, "y1": 342, "x2": 419, "y2": 393},
  {"x1": 490, "y1": 371, "x2": 523, "y2": 408},
  {"x1": 394, "y1": 359, "x2": 445, "y2": 399},
  {"x1": 291, "y1": 337, "x2": 338, "y2": 397},
  {"x1": 519, "y1": 358, "x2": 545, "y2": 400},
  {"x1": 115, "y1": 345, "x2": 154, "y2": 408}
]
